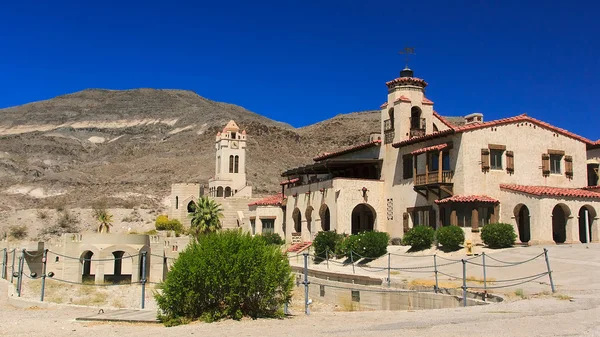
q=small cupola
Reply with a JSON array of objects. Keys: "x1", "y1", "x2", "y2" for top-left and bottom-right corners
[
  {"x1": 400, "y1": 66, "x2": 414, "y2": 78},
  {"x1": 464, "y1": 113, "x2": 484, "y2": 124}
]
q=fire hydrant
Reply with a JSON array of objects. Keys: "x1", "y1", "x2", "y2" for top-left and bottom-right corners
[{"x1": 465, "y1": 240, "x2": 473, "y2": 256}]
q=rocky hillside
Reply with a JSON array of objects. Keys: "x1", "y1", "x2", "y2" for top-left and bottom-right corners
[{"x1": 0, "y1": 89, "x2": 380, "y2": 210}]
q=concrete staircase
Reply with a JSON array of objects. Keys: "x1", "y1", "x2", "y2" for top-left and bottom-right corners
[
  {"x1": 286, "y1": 241, "x2": 312, "y2": 254},
  {"x1": 212, "y1": 196, "x2": 261, "y2": 230}
]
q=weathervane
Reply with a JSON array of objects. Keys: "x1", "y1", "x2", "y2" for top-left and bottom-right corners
[{"x1": 398, "y1": 47, "x2": 416, "y2": 68}]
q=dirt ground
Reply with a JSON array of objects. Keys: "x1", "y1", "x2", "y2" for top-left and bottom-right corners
[{"x1": 2, "y1": 244, "x2": 600, "y2": 336}]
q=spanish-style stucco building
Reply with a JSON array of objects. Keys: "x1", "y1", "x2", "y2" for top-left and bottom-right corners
[{"x1": 264, "y1": 66, "x2": 600, "y2": 246}]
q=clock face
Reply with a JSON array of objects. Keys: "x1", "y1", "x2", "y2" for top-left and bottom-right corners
[{"x1": 231, "y1": 141, "x2": 239, "y2": 149}]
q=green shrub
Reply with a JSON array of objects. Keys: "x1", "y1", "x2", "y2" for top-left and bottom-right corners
[
  {"x1": 145, "y1": 229, "x2": 158, "y2": 235},
  {"x1": 258, "y1": 232, "x2": 284, "y2": 246},
  {"x1": 312, "y1": 231, "x2": 344, "y2": 260},
  {"x1": 402, "y1": 226, "x2": 435, "y2": 250},
  {"x1": 336, "y1": 234, "x2": 358, "y2": 258},
  {"x1": 155, "y1": 216, "x2": 184, "y2": 235},
  {"x1": 352, "y1": 231, "x2": 390, "y2": 259},
  {"x1": 436, "y1": 226, "x2": 465, "y2": 250},
  {"x1": 155, "y1": 230, "x2": 293, "y2": 324},
  {"x1": 480, "y1": 223, "x2": 517, "y2": 248}
]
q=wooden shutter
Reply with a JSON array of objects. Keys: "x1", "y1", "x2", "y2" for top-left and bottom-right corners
[
  {"x1": 565, "y1": 155, "x2": 573, "y2": 178},
  {"x1": 481, "y1": 149, "x2": 490, "y2": 172},
  {"x1": 506, "y1": 151, "x2": 514, "y2": 174},
  {"x1": 542, "y1": 153, "x2": 550, "y2": 177}
]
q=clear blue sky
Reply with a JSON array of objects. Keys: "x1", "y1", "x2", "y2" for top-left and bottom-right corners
[{"x1": 1, "y1": 0, "x2": 598, "y2": 139}]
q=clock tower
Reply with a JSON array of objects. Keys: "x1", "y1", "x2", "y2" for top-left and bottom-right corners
[{"x1": 208, "y1": 120, "x2": 251, "y2": 198}]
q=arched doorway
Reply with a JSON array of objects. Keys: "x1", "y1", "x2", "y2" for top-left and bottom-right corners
[
  {"x1": 187, "y1": 201, "x2": 196, "y2": 213},
  {"x1": 225, "y1": 187, "x2": 232, "y2": 198},
  {"x1": 293, "y1": 208, "x2": 302, "y2": 233},
  {"x1": 579, "y1": 206, "x2": 596, "y2": 243},
  {"x1": 552, "y1": 204, "x2": 570, "y2": 244},
  {"x1": 81, "y1": 251, "x2": 94, "y2": 283},
  {"x1": 319, "y1": 204, "x2": 330, "y2": 231},
  {"x1": 351, "y1": 203, "x2": 375, "y2": 235},
  {"x1": 217, "y1": 186, "x2": 224, "y2": 197},
  {"x1": 514, "y1": 204, "x2": 531, "y2": 243}
]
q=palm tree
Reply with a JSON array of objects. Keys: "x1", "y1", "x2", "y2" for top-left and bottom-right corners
[
  {"x1": 94, "y1": 208, "x2": 113, "y2": 233},
  {"x1": 189, "y1": 196, "x2": 223, "y2": 238}
]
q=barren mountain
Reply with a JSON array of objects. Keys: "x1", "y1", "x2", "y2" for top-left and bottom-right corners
[{"x1": 0, "y1": 89, "x2": 380, "y2": 210}]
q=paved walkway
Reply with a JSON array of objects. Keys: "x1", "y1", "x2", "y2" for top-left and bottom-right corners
[{"x1": 76, "y1": 309, "x2": 159, "y2": 323}]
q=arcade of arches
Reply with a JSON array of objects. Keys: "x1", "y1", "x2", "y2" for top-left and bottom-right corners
[{"x1": 289, "y1": 203, "x2": 377, "y2": 237}]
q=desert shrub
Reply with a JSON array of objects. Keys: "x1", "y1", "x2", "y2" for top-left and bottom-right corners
[
  {"x1": 145, "y1": 229, "x2": 158, "y2": 235},
  {"x1": 436, "y1": 226, "x2": 465, "y2": 250},
  {"x1": 38, "y1": 210, "x2": 80, "y2": 240},
  {"x1": 480, "y1": 223, "x2": 517, "y2": 248},
  {"x1": 402, "y1": 226, "x2": 435, "y2": 250},
  {"x1": 155, "y1": 231, "x2": 293, "y2": 324},
  {"x1": 390, "y1": 237, "x2": 403, "y2": 246},
  {"x1": 155, "y1": 216, "x2": 184, "y2": 235},
  {"x1": 36, "y1": 209, "x2": 49, "y2": 220},
  {"x1": 312, "y1": 231, "x2": 344, "y2": 260},
  {"x1": 155, "y1": 215, "x2": 169, "y2": 227},
  {"x1": 122, "y1": 209, "x2": 143, "y2": 222},
  {"x1": 9, "y1": 225, "x2": 28, "y2": 240},
  {"x1": 257, "y1": 232, "x2": 284, "y2": 246}
]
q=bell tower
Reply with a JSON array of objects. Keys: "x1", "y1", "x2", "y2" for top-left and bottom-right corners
[{"x1": 209, "y1": 120, "x2": 251, "y2": 198}]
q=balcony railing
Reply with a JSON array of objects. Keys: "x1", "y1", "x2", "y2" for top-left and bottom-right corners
[
  {"x1": 384, "y1": 119, "x2": 394, "y2": 132},
  {"x1": 409, "y1": 117, "x2": 426, "y2": 138},
  {"x1": 414, "y1": 170, "x2": 454, "y2": 186}
]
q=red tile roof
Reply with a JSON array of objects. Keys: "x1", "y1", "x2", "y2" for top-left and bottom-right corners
[
  {"x1": 385, "y1": 77, "x2": 428, "y2": 88},
  {"x1": 248, "y1": 193, "x2": 284, "y2": 207},
  {"x1": 500, "y1": 184, "x2": 600, "y2": 199},
  {"x1": 314, "y1": 140, "x2": 381, "y2": 161},
  {"x1": 280, "y1": 178, "x2": 300, "y2": 185},
  {"x1": 422, "y1": 97, "x2": 434, "y2": 105},
  {"x1": 410, "y1": 143, "x2": 448, "y2": 155},
  {"x1": 433, "y1": 111, "x2": 456, "y2": 130},
  {"x1": 435, "y1": 195, "x2": 499, "y2": 204},
  {"x1": 394, "y1": 95, "x2": 411, "y2": 103},
  {"x1": 393, "y1": 114, "x2": 594, "y2": 147},
  {"x1": 380, "y1": 102, "x2": 388, "y2": 109}
]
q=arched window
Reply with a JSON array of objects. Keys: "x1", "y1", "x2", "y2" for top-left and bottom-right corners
[
  {"x1": 229, "y1": 155, "x2": 234, "y2": 173},
  {"x1": 217, "y1": 156, "x2": 221, "y2": 173},
  {"x1": 175, "y1": 196, "x2": 179, "y2": 209},
  {"x1": 388, "y1": 107, "x2": 394, "y2": 123},
  {"x1": 411, "y1": 106, "x2": 423, "y2": 129},
  {"x1": 234, "y1": 155, "x2": 239, "y2": 173}
]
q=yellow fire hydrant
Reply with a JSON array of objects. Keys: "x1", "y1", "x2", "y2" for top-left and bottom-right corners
[{"x1": 465, "y1": 240, "x2": 473, "y2": 256}]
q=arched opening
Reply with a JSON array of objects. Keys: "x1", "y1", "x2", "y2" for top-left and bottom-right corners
[
  {"x1": 588, "y1": 163, "x2": 599, "y2": 186},
  {"x1": 234, "y1": 155, "x2": 239, "y2": 173},
  {"x1": 217, "y1": 186, "x2": 224, "y2": 197},
  {"x1": 552, "y1": 204, "x2": 570, "y2": 244},
  {"x1": 305, "y1": 206, "x2": 314, "y2": 238},
  {"x1": 319, "y1": 204, "x2": 330, "y2": 231},
  {"x1": 187, "y1": 201, "x2": 196, "y2": 213},
  {"x1": 410, "y1": 106, "x2": 423, "y2": 130},
  {"x1": 293, "y1": 208, "x2": 302, "y2": 233},
  {"x1": 81, "y1": 251, "x2": 94, "y2": 283},
  {"x1": 388, "y1": 107, "x2": 395, "y2": 125},
  {"x1": 351, "y1": 203, "x2": 376, "y2": 235},
  {"x1": 433, "y1": 123, "x2": 439, "y2": 132},
  {"x1": 224, "y1": 187, "x2": 232, "y2": 198},
  {"x1": 579, "y1": 206, "x2": 596, "y2": 243},
  {"x1": 514, "y1": 204, "x2": 531, "y2": 243},
  {"x1": 229, "y1": 155, "x2": 234, "y2": 173}
]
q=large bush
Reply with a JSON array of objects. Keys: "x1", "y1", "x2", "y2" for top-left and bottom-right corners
[
  {"x1": 155, "y1": 230, "x2": 293, "y2": 325},
  {"x1": 402, "y1": 226, "x2": 435, "y2": 250},
  {"x1": 480, "y1": 223, "x2": 517, "y2": 248},
  {"x1": 312, "y1": 231, "x2": 344, "y2": 260},
  {"x1": 258, "y1": 232, "x2": 284, "y2": 246},
  {"x1": 155, "y1": 216, "x2": 184, "y2": 235},
  {"x1": 436, "y1": 226, "x2": 465, "y2": 250},
  {"x1": 336, "y1": 231, "x2": 390, "y2": 259}
]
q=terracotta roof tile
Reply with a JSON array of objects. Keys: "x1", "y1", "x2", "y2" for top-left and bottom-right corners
[
  {"x1": 422, "y1": 97, "x2": 434, "y2": 105},
  {"x1": 380, "y1": 102, "x2": 388, "y2": 109},
  {"x1": 314, "y1": 140, "x2": 381, "y2": 161},
  {"x1": 500, "y1": 184, "x2": 600, "y2": 199},
  {"x1": 394, "y1": 114, "x2": 594, "y2": 147},
  {"x1": 248, "y1": 193, "x2": 284, "y2": 206},
  {"x1": 435, "y1": 195, "x2": 499, "y2": 204},
  {"x1": 385, "y1": 77, "x2": 428, "y2": 88},
  {"x1": 410, "y1": 143, "x2": 448, "y2": 155},
  {"x1": 280, "y1": 178, "x2": 300, "y2": 185},
  {"x1": 394, "y1": 95, "x2": 411, "y2": 103}
]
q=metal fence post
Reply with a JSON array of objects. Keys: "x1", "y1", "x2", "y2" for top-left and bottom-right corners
[
  {"x1": 40, "y1": 249, "x2": 48, "y2": 302},
  {"x1": 1, "y1": 248, "x2": 6, "y2": 279},
  {"x1": 17, "y1": 250, "x2": 25, "y2": 297},
  {"x1": 10, "y1": 249, "x2": 16, "y2": 283},
  {"x1": 433, "y1": 254, "x2": 439, "y2": 293},
  {"x1": 302, "y1": 252, "x2": 310, "y2": 315},
  {"x1": 544, "y1": 248, "x2": 555, "y2": 293},
  {"x1": 350, "y1": 250, "x2": 355, "y2": 274},
  {"x1": 141, "y1": 251, "x2": 147, "y2": 309},
  {"x1": 461, "y1": 259, "x2": 467, "y2": 307},
  {"x1": 482, "y1": 252, "x2": 487, "y2": 300},
  {"x1": 387, "y1": 253, "x2": 391, "y2": 288},
  {"x1": 325, "y1": 249, "x2": 329, "y2": 270}
]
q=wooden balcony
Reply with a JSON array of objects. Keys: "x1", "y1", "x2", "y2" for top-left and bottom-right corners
[
  {"x1": 384, "y1": 119, "x2": 394, "y2": 132},
  {"x1": 414, "y1": 170, "x2": 454, "y2": 199}
]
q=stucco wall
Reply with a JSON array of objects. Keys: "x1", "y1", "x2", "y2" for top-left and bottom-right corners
[{"x1": 249, "y1": 205, "x2": 284, "y2": 238}]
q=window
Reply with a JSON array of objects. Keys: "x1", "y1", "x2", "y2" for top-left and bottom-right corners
[
  {"x1": 490, "y1": 149, "x2": 503, "y2": 170},
  {"x1": 175, "y1": 196, "x2": 179, "y2": 209},
  {"x1": 430, "y1": 152, "x2": 439, "y2": 171},
  {"x1": 250, "y1": 219, "x2": 256, "y2": 235},
  {"x1": 386, "y1": 198, "x2": 393, "y2": 220},
  {"x1": 442, "y1": 152, "x2": 450, "y2": 171},
  {"x1": 234, "y1": 155, "x2": 239, "y2": 173},
  {"x1": 550, "y1": 154, "x2": 562, "y2": 174},
  {"x1": 403, "y1": 154, "x2": 413, "y2": 179},
  {"x1": 229, "y1": 155, "x2": 234, "y2": 173},
  {"x1": 261, "y1": 219, "x2": 275, "y2": 234}
]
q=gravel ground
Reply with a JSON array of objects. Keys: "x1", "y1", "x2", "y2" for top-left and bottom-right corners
[{"x1": 1, "y1": 244, "x2": 600, "y2": 337}]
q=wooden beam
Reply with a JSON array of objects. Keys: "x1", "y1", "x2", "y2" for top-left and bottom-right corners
[
  {"x1": 415, "y1": 189, "x2": 428, "y2": 199},
  {"x1": 471, "y1": 207, "x2": 479, "y2": 233},
  {"x1": 438, "y1": 150, "x2": 443, "y2": 183},
  {"x1": 429, "y1": 186, "x2": 440, "y2": 198},
  {"x1": 425, "y1": 153, "x2": 429, "y2": 184},
  {"x1": 413, "y1": 154, "x2": 417, "y2": 181},
  {"x1": 440, "y1": 185, "x2": 453, "y2": 196},
  {"x1": 450, "y1": 209, "x2": 458, "y2": 226}
]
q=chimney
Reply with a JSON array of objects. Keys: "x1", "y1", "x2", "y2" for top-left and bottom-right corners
[
  {"x1": 369, "y1": 132, "x2": 382, "y2": 143},
  {"x1": 464, "y1": 113, "x2": 484, "y2": 125}
]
